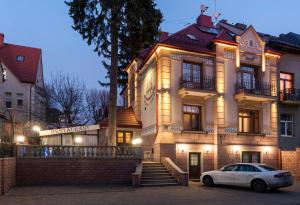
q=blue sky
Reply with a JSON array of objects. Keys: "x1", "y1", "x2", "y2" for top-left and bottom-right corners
[{"x1": 0, "y1": 0, "x2": 299, "y2": 89}]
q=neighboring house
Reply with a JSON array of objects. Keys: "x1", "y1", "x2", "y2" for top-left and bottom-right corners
[
  {"x1": 0, "y1": 33, "x2": 46, "y2": 141},
  {"x1": 121, "y1": 13, "x2": 281, "y2": 179},
  {"x1": 267, "y1": 32, "x2": 300, "y2": 151}
]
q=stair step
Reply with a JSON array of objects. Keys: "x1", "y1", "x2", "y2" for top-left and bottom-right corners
[
  {"x1": 141, "y1": 179, "x2": 177, "y2": 183},
  {"x1": 142, "y1": 168, "x2": 167, "y2": 171},
  {"x1": 142, "y1": 176, "x2": 175, "y2": 180},
  {"x1": 141, "y1": 182, "x2": 179, "y2": 187},
  {"x1": 142, "y1": 172, "x2": 172, "y2": 176}
]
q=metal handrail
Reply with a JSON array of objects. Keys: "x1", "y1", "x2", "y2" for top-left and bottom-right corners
[
  {"x1": 179, "y1": 74, "x2": 215, "y2": 91},
  {"x1": 280, "y1": 88, "x2": 300, "y2": 101},
  {"x1": 236, "y1": 80, "x2": 276, "y2": 97}
]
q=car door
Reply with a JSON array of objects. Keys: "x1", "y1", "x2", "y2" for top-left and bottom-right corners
[
  {"x1": 234, "y1": 165, "x2": 261, "y2": 187},
  {"x1": 216, "y1": 165, "x2": 239, "y2": 185}
]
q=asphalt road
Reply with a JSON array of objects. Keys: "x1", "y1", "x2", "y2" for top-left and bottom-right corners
[{"x1": 1, "y1": 181, "x2": 300, "y2": 205}]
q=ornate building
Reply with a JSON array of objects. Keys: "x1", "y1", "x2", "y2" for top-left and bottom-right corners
[{"x1": 120, "y1": 14, "x2": 282, "y2": 179}]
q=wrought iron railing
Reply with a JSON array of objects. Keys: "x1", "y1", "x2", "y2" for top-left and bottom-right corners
[
  {"x1": 280, "y1": 88, "x2": 300, "y2": 102},
  {"x1": 0, "y1": 143, "x2": 16, "y2": 158},
  {"x1": 16, "y1": 145, "x2": 142, "y2": 159},
  {"x1": 236, "y1": 80, "x2": 276, "y2": 97},
  {"x1": 179, "y1": 74, "x2": 215, "y2": 91}
]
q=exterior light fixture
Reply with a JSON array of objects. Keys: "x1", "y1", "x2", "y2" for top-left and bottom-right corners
[
  {"x1": 132, "y1": 138, "x2": 142, "y2": 145},
  {"x1": 74, "y1": 136, "x2": 83, "y2": 144},
  {"x1": 32, "y1": 125, "x2": 41, "y2": 132},
  {"x1": 16, "y1": 135, "x2": 25, "y2": 144},
  {"x1": 178, "y1": 144, "x2": 187, "y2": 153},
  {"x1": 232, "y1": 145, "x2": 241, "y2": 154},
  {"x1": 204, "y1": 145, "x2": 212, "y2": 153},
  {"x1": 263, "y1": 146, "x2": 271, "y2": 155}
]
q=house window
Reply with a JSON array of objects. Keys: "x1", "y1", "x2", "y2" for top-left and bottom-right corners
[
  {"x1": 16, "y1": 55, "x2": 25, "y2": 62},
  {"x1": 238, "y1": 65, "x2": 258, "y2": 90},
  {"x1": 280, "y1": 72, "x2": 293, "y2": 91},
  {"x1": 2, "y1": 67, "x2": 7, "y2": 82},
  {"x1": 242, "y1": 151, "x2": 261, "y2": 163},
  {"x1": 280, "y1": 114, "x2": 293, "y2": 137},
  {"x1": 183, "y1": 62, "x2": 201, "y2": 83},
  {"x1": 5, "y1": 92, "x2": 12, "y2": 109},
  {"x1": 116, "y1": 131, "x2": 132, "y2": 146},
  {"x1": 183, "y1": 105, "x2": 202, "y2": 131},
  {"x1": 17, "y1": 93, "x2": 24, "y2": 108},
  {"x1": 238, "y1": 109, "x2": 259, "y2": 134}
]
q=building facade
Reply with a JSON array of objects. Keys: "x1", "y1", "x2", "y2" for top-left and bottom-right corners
[
  {"x1": 0, "y1": 33, "x2": 46, "y2": 142},
  {"x1": 122, "y1": 14, "x2": 281, "y2": 179}
]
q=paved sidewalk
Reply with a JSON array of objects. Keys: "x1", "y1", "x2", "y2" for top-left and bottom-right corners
[{"x1": 1, "y1": 181, "x2": 300, "y2": 205}]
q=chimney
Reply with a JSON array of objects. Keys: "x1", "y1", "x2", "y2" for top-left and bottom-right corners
[
  {"x1": 0, "y1": 33, "x2": 4, "y2": 47},
  {"x1": 159, "y1": 31, "x2": 169, "y2": 42},
  {"x1": 196, "y1": 15, "x2": 213, "y2": 27}
]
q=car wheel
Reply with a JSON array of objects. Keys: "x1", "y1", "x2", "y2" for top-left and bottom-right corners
[
  {"x1": 251, "y1": 179, "x2": 267, "y2": 193},
  {"x1": 202, "y1": 175, "x2": 214, "y2": 187}
]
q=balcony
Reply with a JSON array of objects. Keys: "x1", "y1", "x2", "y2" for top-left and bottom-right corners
[
  {"x1": 178, "y1": 75, "x2": 216, "y2": 98},
  {"x1": 280, "y1": 89, "x2": 300, "y2": 104},
  {"x1": 235, "y1": 80, "x2": 277, "y2": 102}
]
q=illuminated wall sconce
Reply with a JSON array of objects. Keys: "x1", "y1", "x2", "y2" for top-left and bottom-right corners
[
  {"x1": 32, "y1": 125, "x2": 41, "y2": 132},
  {"x1": 74, "y1": 136, "x2": 83, "y2": 144},
  {"x1": 218, "y1": 93, "x2": 224, "y2": 98},
  {"x1": 178, "y1": 144, "x2": 187, "y2": 153},
  {"x1": 204, "y1": 145, "x2": 212, "y2": 154},
  {"x1": 132, "y1": 138, "x2": 142, "y2": 145},
  {"x1": 232, "y1": 145, "x2": 241, "y2": 154},
  {"x1": 16, "y1": 135, "x2": 25, "y2": 144},
  {"x1": 263, "y1": 146, "x2": 272, "y2": 155}
]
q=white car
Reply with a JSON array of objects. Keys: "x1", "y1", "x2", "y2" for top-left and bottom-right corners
[{"x1": 200, "y1": 163, "x2": 293, "y2": 192}]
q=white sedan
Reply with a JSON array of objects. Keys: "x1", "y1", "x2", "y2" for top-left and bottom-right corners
[{"x1": 200, "y1": 163, "x2": 293, "y2": 192}]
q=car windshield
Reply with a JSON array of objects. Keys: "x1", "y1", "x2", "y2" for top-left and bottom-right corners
[{"x1": 258, "y1": 165, "x2": 277, "y2": 171}]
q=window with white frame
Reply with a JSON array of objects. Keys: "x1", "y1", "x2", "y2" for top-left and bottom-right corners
[
  {"x1": 5, "y1": 92, "x2": 12, "y2": 109},
  {"x1": 280, "y1": 114, "x2": 293, "y2": 137}
]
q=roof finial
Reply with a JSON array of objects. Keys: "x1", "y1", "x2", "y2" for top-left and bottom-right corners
[{"x1": 200, "y1": 4, "x2": 209, "y2": 15}]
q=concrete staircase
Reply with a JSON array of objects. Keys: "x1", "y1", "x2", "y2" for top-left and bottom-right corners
[{"x1": 141, "y1": 162, "x2": 179, "y2": 186}]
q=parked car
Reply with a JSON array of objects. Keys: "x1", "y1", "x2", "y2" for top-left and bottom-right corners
[{"x1": 200, "y1": 163, "x2": 293, "y2": 192}]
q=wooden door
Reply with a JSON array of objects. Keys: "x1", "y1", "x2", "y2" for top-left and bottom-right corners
[{"x1": 189, "y1": 152, "x2": 201, "y2": 179}]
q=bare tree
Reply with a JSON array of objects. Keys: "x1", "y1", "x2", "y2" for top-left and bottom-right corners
[
  {"x1": 85, "y1": 89, "x2": 109, "y2": 124},
  {"x1": 46, "y1": 72, "x2": 86, "y2": 127}
]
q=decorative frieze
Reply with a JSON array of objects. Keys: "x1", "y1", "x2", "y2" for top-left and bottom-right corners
[
  {"x1": 170, "y1": 53, "x2": 214, "y2": 65},
  {"x1": 141, "y1": 124, "x2": 157, "y2": 136}
]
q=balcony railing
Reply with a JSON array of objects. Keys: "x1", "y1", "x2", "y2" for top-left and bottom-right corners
[
  {"x1": 16, "y1": 145, "x2": 142, "y2": 159},
  {"x1": 236, "y1": 80, "x2": 276, "y2": 97},
  {"x1": 280, "y1": 88, "x2": 300, "y2": 102},
  {"x1": 179, "y1": 74, "x2": 215, "y2": 91}
]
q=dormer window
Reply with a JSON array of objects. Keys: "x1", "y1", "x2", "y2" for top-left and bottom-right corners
[
  {"x1": 186, "y1": 34, "x2": 198, "y2": 41},
  {"x1": 16, "y1": 55, "x2": 25, "y2": 62}
]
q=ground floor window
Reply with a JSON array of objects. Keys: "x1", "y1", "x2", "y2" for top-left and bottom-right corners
[
  {"x1": 280, "y1": 114, "x2": 293, "y2": 137},
  {"x1": 116, "y1": 131, "x2": 132, "y2": 146},
  {"x1": 242, "y1": 151, "x2": 261, "y2": 163},
  {"x1": 238, "y1": 109, "x2": 259, "y2": 134},
  {"x1": 183, "y1": 105, "x2": 202, "y2": 131}
]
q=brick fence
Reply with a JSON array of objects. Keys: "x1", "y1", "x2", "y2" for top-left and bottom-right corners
[
  {"x1": 281, "y1": 148, "x2": 300, "y2": 180},
  {"x1": 16, "y1": 158, "x2": 140, "y2": 186},
  {"x1": 0, "y1": 158, "x2": 16, "y2": 195}
]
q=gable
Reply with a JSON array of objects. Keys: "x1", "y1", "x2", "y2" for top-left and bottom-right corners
[{"x1": 238, "y1": 26, "x2": 265, "y2": 54}]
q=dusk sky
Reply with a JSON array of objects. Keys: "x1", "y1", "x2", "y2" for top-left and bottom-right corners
[{"x1": 0, "y1": 0, "x2": 299, "y2": 89}]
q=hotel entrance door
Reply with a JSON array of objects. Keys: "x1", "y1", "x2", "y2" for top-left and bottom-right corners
[{"x1": 189, "y1": 152, "x2": 201, "y2": 179}]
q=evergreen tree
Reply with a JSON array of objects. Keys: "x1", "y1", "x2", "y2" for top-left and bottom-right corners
[{"x1": 66, "y1": 0, "x2": 162, "y2": 145}]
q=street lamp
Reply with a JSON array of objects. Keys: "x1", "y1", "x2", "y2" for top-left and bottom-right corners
[{"x1": 32, "y1": 125, "x2": 41, "y2": 132}]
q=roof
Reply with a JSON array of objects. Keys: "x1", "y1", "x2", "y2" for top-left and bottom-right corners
[
  {"x1": 100, "y1": 107, "x2": 142, "y2": 129},
  {"x1": 0, "y1": 42, "x2": 41, "y2": 84}
]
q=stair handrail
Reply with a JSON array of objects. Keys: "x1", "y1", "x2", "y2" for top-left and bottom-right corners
[
  {"x1": 132, "y1": 163, "x2": 142, "y2": 188},
  {"x1": 162, "y1": 157, "x2": 189, "y2": 186}
]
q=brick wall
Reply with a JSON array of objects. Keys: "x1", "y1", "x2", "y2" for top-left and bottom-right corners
[
  {"x1": 16, "y1": 158, "x2": 139, "y2": 186},
  {"x1": 0, "y1": 158, "x2": 16, "y2": 195},
  {"x1": 281, "y1": 148, "x2": 300, "y2": 180}
]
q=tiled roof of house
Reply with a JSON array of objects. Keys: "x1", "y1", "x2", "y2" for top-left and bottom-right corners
[
  {"x1": 100, "y1": 107, "x2": 142, "y2": 129},
  {"x1": 0, "y1": 38, "x2": 41, "y2": 84}
]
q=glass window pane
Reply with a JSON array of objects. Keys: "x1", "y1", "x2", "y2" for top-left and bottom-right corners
[
  {"x1": 287, "y1": 122, "x2": 293, "y2": 136},
  {"x1": 117, "y1": 132, "x2": 124, "y2": 143},
  {"x1": 125, "y1": 132, "x2": 132, "y2": 144},
  {"x1": 280, "y1": 122, "x2": 286, "y2": 135},
  {"x1": 242, "y1": 153, "x2": 250, "y2": 163}
]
